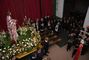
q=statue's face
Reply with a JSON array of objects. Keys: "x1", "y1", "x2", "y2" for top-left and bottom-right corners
[{"x1": 7, "y1": 11, "x2": 11, "y2": 16}]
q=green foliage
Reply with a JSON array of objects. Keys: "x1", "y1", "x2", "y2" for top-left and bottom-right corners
[
  {"x1": 0, "y1": 26, "x2": 41, "y2": 60},
  {"x1": 17, "y1": 27, "x2": 30, "y2": 41},
  {"x1": 0, "y1": 32, "x2": 11, "y2": 48}
]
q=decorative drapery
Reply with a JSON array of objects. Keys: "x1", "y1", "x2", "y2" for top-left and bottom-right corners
[
  {"x1": 0, "y1": 0, "x2": 54, "y2": 31},
  {"x1": 41, "y1": 0, "x2": 54, "y2": 17}
]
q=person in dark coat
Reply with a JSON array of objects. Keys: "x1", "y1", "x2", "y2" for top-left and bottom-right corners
[
  {"x1": 42, "y1": 37, "x2": 49, "y2": 56},
  {"x1": 44, "y1": 16, "x2": 48, "y2": 29},
  {"x1": 72, "y1": 43, "x2": 79, "y2": 57},
  {"x1": 47, "y1": 19, "x2": 52, "y2": 34},
  {"x1": 36, "y1": 48, "x2": 43, "y2": 60},
  {"x1": 39, "y1": 18, "x2": 45, "y2": 33},
  {"x1": 67, "y1": 33, "x2": 75, "y2": 51},
  {"x1": 72, "y1": 39, "x2": 80, "y2": 57},
  {"x1": 35, "y1": 18, "x2": 39, "y2": 31}
]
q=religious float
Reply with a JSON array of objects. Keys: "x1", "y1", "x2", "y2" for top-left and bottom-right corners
[{"x1": 0, "y1": 12, "x2": 42, "y2": 60}]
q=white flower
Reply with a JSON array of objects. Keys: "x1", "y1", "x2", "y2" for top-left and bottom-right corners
[
  {"x1": 22, "y1": 48, "x2": 24, "y2": 51},
  {"x1": 4, "y1": 48, "x2": 6, "y2": 50},
  {"x1": 31, "y1": 43, "x2": 33, "y2": 46},
  {"x1": 2, "y1": 56, "x2": 5, "y2": 59},
  {"x1": 24, "y1": 44, "x2": 26, "y2": 47},
  {"x1": 2, "y1": 50, "x2": 5, "y2": 53},
  {"x1": 16, "y1": 49, "x2": 19, "y2": 51},
  {"x1": 12, "y1": 45, "x2": 15, "y2": 48},
  {"x1": 22, "y1": 42, "x2": 24, "y2": 44},
  {"x1": 13, "y1": 53, "x2": 15, "y2": 56},
  {"x1": 3, "y1": 35, "x2": 6, "y2": 38},
  {"x1": 18, "y1": 51, "x2": 20, "y2": 54},
  {"x1": 29, "y1": 38, "x2": 31, "y2": 40},
  {"x1": 27, "y1": 43, "x2": 29, "y2": 45},
  {"x1": 6, "y1": 55, "x2": 9, "y2": 58},
  {"x1": 16, "y1": 44, "x2": 19, "y2": 46},
  {"x1": 10, "y1": 51, "x2": 12, "y2": 54},
  {"x1": 19, "y1": 49, "x2": 21, "y2": 52},
  {"x1": 23, "y1": 39, "x2": 25, "y2": 41},
  {"x1": 26, "y1": 39, "x2": 28, "y2": 41},
  {"x1": 13, "y1": 50, "x2": 16, "y2": 53},
  {"x1": 0, "y1": 49, "x2": 2, "y2": 51},
  {"x1": 34, "y1": 43, "x2": 37, "y2": 46}
]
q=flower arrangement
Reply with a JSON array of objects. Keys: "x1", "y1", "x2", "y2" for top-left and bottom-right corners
[{"x1": 0, "y1": 26, "x2": 41, "y2": 60}]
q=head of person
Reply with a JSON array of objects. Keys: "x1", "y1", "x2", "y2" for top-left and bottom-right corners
[
  {"x1": 68, "y1": 17, "x2": 71, "y2": 20},
  {"x1": 41, "y1": 18, "x2": 43, "y2": 21},
  {"x1": 81, "y1": 32, "x2": 84, "y2": 35},
  {"x1": 45, "y1": 16, "x2": 47, "y2": 18},
  {"x1": 45, "y1": 37, "x2": 49, "y2": 41},
  {"x1": 7, "y1": 11, "x2": 11, "y2": 16},
  {"x1": 80, "y1": 39, "x2": 84, "y2": 44}
]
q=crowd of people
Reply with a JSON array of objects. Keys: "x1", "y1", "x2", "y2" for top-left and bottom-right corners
[
  {"x1": 23, "y1": 15, "x2": 89, "y2": 60},
  {"x1": 23, "y1": 16, "x2": 60, "y2": 36},
  {"x1": 64, "y1": 16, "x2": 89, "y2": 58}
]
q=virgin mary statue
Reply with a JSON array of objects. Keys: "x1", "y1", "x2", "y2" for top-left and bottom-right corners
[{"x1": 6, "y1": 11, "x2": 18, "y2": 44}]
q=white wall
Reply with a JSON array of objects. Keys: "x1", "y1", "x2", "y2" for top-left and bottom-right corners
[
  {"x1": 83, "y1": 7, "x2": 89, "y2": 29},
  {"x1": 56, "y1": 0, "x2": 64, "y2": 18}
]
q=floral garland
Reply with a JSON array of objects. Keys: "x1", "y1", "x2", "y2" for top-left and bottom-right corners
[{"x1": 0, "y1": 26, "x2": 41, "y2": 60}]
